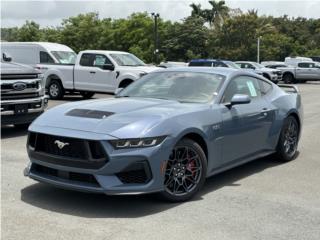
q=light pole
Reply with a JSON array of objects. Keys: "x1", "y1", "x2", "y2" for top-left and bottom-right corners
[
  {"x1": 257, "y1": 36, "x2": 261, "y2": 63},
  {"x1": 151, "y1": 12, "x2": 160, "y2": 64}
]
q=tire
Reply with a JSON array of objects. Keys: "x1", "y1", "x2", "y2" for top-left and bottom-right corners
[
  {"x1": 14, "y1": 123, "x2": 30, "y2": 129},
  {"x1": 80, "y1": 91, "x2": 95, "y2": 99},
  {"x1": 283, "y1": 73, "x2": 294, "y2": 84},
  {"x1": 275, "y1": 116, "x2": 299, "y2": 162},
  {"x1": 48, "y1": 80, "x2": 64, "y2": 100},
  {"x1": 159, "y1": 138, "x2": 207, "y2": 202}
]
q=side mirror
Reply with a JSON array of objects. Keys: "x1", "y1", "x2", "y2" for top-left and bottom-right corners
[
  {"x1": 2, "y1": 53, "x2": 12, "y2": 62},
  {"x1": 225, "y1": 94, "x2": 251, "y2": 108},
  {"x1": 102, "y1": 64, "x2": 115, "y2": 71},
  {"x1": 114, "y1": 88, "x2": 123, "y2": 96}
]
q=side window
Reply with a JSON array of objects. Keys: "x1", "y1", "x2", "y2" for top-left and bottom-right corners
[
  {"x1": 79, "y1": 53, "x2": 95, "y2": 66},
  {"x1": 222, "y1": 76, "x2": 262, "y2": 103},
  {"x1": 215, "y1": 61, "x2": 227, "y2": 67},
  {"x1": 298, "y1": 62, "x2": 315, "y2": 68},
  {"x1": 93, "y1": 54, "x2": 113, "y2": 68},
  {"x1": 259, "y1": 80, "x2": 272, "y2": 95},
  {"x1": 39, "y1": 51, "x2": 55, "y2": 64}
]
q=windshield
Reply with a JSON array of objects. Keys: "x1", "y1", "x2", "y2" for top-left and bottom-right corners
[
  {"x1": 118, "y1": 71, "x2": 225, "y2": 103},
  {"x1": 51, "y1": 51, "x2": 77, "y2": 64},
  {"x1": 110, "y1": 53, "x2": 145, "y2": 66}
]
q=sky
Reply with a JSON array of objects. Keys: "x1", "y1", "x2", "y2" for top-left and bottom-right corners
[{"x1": 1, "y1": 0, "x2": 320, "y2": 28}]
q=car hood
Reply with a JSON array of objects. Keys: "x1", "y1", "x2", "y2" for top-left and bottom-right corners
[
  {"x1": 260, "y1": 67, "x2": 281, "y2": 73},
  {"x1": 32, "y1": 97, "x2": 205, "y2": 138},
  {"x1": 0, "y1": 61, "x2": 39, "y2": 74},
  {"x1": 118, "y1": 65, "x2": 160, "y2": 73}
]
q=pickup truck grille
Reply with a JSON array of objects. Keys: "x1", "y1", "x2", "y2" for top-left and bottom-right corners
[
  {"x1": 1, "y1": 74, "x2": 38, "y2": 80},
  {"x1": 28, "y1": 132, "x2": 108, "y2": 169},
  {"x1": 1, "y1": 92, "x2": 39, "y2": 100}
]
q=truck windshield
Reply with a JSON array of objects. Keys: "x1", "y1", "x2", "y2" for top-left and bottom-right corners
[
  {"x1": 110, "y1": 53, "x2": 145, "y2": 66},
  {"x1": 118, "y1": 71, "x2": 225, "y2": 103},
  {"x1": 51, "y1": 51, "x2": 77, "y2": 64}
]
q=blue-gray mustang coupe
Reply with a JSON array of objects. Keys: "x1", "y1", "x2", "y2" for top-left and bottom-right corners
[{"x1": 24, "y1": 68, "x2": 302, "y2": 202}]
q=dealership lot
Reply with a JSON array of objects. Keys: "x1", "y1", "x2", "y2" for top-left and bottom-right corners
[{"x1": 2, "y1": 84, "x2": 320, "y2": 240}]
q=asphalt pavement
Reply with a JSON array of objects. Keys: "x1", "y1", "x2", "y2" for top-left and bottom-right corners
[{"x1": 2, "y1": 85, "x2": 320, "y2": 240}]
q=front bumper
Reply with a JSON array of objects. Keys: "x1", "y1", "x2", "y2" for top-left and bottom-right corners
[
  {"x1": 270, "y1": 73, "x2": 282, "y2": 82},
  {"x1": 24, "y1": 129, "x2": 173, "y2": 195},
  {"x1": 1, "y1": 96, "x2": 49, "y2": 125}
]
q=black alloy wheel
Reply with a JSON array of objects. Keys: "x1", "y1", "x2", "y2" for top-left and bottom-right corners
[
  {"x1": 276, "y1": 116, "x2": 299, "y2": 162},
  {"x1": 160, "y1": 138, "x2": 207, "y2": 202}
]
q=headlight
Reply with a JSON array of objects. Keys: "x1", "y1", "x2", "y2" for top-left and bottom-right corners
[
  {"x1": 272, "y1": 71, "x2": 279, "y2": 74},
  {"x1": 38, "y1": 73, "x2": 44, "y2": 79},
  {"x1": 109, "y1": 136, "x2": 166, "y2": 149}
]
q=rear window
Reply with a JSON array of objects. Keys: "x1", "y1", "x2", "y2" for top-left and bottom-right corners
[{"x1": 189, "y1": 61, "x2": 213, "y2": 67}]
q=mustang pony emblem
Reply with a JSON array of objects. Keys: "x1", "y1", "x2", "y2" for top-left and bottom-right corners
[{"x1": 54, "y1": 140, "x2": 69, "y2": 149}]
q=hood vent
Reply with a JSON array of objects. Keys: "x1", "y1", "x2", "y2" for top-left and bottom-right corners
[{"x1": 66, "y1": 109, "x2": 114, "y2": 119}]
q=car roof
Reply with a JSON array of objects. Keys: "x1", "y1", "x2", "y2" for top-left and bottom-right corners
[
  {"x1": 190, "y1": 59, "x2": 228, "y2": 62},
  {"x1": 80, "y1": 50, "x2": 129, "y2": 55},
  {"x1": 1, "y1": 42, "x2": 74, "y2": 52}
]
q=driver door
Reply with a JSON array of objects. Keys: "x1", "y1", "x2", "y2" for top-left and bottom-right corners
[
  {"x1": 74, "y1": 53, "x2": 117, "y2": 92},
  {"x1": 220, "y1": 76, "x2": 273, "y2": 165}
]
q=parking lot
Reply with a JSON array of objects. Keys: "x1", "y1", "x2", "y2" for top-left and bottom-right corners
[{"x1": 2, "y1": 83, "x2": 320, "y2": 240}]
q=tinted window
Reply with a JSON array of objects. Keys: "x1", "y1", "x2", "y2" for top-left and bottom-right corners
[
  {"x1": 80, "y1": 53, "x2": 112, "y2": 68},
  {"x1": 298, "y1": 62, "x2": 315, "y2": 68},
  {"x1": 222, "y1": 76, "x2": 262, "y2": 103},
  {"x1": 40, "y1": 51, "x2": 55, "y2": 64},
  {"x1": 189, "y1": 61, "x2": 213, "y2": 67},
  {"x1": 214, "y1": 61, "x2": 228, "y2": 67}
]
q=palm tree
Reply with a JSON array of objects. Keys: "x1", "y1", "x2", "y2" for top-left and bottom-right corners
[
  {"x1": 205, "y1": 0, "x2": 229, "y2": 27},
  {"x1": 190, "y1": 3, "x2": 204, "y2": 18}
]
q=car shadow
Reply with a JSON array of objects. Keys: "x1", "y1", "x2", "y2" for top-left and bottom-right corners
[
  {"x1": 20, "y1": 153, "x2": 292, "y2": 218},
  {"x1": 1, "y1": 125, "x2": 28, "y2": 139}
]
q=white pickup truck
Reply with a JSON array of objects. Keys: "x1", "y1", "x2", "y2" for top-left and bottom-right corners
[
  {"x1": 263, "y1": 61, "x2": 320, "y2": 83},
  {"x1": 43, "y1": 50, "x2": 159, "y2": 99}
]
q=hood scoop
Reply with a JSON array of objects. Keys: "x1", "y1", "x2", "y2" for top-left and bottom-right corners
[{"x1": 66, "y1": 109, "x2": 114, "y2": 119}]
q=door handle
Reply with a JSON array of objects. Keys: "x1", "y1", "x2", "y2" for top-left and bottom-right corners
[
  {"x1": 260, "y1": 108, "x2": 270, "y2": 116},
  {"x1": 90, "y1": 71, "x2": 96, "y2": 74}
]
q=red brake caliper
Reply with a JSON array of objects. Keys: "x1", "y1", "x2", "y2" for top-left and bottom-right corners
[{"x1": 186, "y1": 153, "x2": 196, "y2": 177}]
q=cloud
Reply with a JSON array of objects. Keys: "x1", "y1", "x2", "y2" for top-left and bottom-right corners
[{"x1": 1, "y1": 0, "x2": 319, "y2": 28}]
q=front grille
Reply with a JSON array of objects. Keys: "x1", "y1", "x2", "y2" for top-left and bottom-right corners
[
  {"x1": 32, "y1": 164, "x2": 100, "y2": 187},
  {"x1": 35, "y1": 133, "x2": 89, "y2": 159},
  {"x1": 28, "y1": 132, "x2": 108, "y2": 169},
  {"x1": 1, "y1": 92, "x2": 39, "y2": 100},
  {"x1": 116, "y1": 161, "x2": 152, "y2": 184},
  {"x1": 1, "y1": 74, "x2": 38, "y2": 80}
]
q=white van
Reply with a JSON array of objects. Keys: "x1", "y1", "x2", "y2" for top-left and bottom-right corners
[{"x1": 1, "y1": 42, "x2": 77, "y2": 66}]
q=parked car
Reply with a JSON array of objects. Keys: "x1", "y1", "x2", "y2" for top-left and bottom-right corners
[
  {"x1": 1, "y1": 53, "x2": 48, "y2": 128},
  {"x1": 24, "y1": 67, "x2": 302, "y2": 202},
  {"x1": 274, "y1": 61, "x2": 320, "y2": 83},
  {"x1": 1, "y1": 42, "x2": 159, "y2": 99},
  {"x1": 159, "y1": 61, "x2": 188, "y2": 68},
  {"x1": 235, "y1": 61, "x2": 282, "y2": 83}
]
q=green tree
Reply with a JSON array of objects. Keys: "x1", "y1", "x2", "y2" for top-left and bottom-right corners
[{"x1": 17, "y1": 21, "x2": 42, "y2": 41}]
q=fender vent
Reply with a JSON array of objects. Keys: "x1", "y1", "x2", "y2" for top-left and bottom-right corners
[{"x1": 66, "y1": 109, "x2": 114, "y2": 119}]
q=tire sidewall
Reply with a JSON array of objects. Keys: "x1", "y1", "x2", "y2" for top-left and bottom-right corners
[
  {"x1": 48, "y1": 80, "x2": 64, "y2": 100},
  {"x1": 159, "y1": 138, "x2": 207, "y2": 202},
  {"x1": 276, "y1": 116, "x2": 299, "y2": 162}
]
